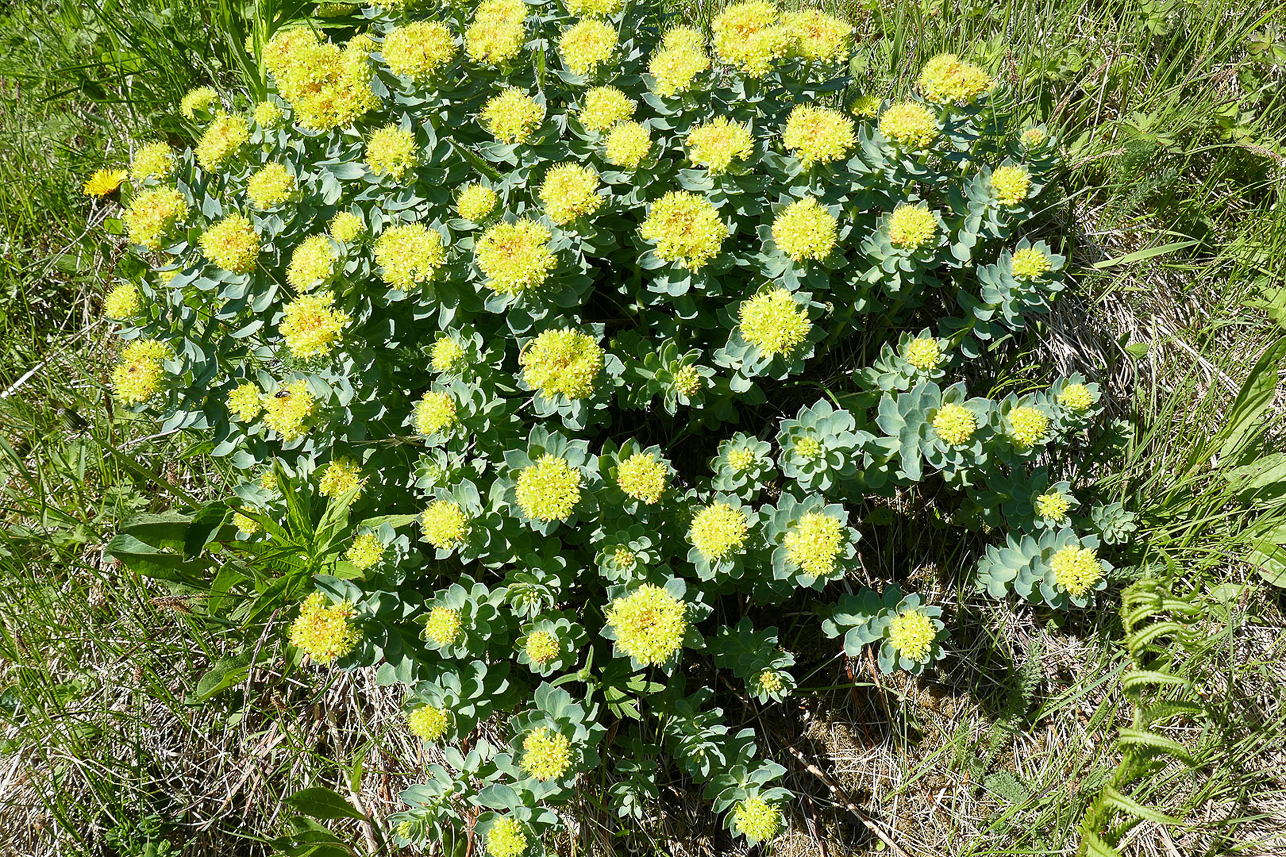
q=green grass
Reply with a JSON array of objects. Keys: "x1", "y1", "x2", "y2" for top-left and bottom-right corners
[{"x1": 2, "y1": 0, "x2": 1285, "y2": 854}]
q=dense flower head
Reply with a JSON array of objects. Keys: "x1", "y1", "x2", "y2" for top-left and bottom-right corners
[
  {"x1": 476, "y1": 219, "x2": 556, "y2": 294},
  {"x1": 253, "y1": 101, "x2": 285, "y2": 128},
  {"x1": 673, "y1": 364, "x2": 704, "y2": 397},
  {"x1": 180, "y1": 86, "x2": 218, "y2": 119},
  {"x1": 247, "y1": 162, "x2": 296, "y2": 209},
  {"x1": 689, "y1": 501, "x2": 750, "y2": 560},
  {"x1": 605, "y1": 584, "x2": 687, "y2": 665},
  {"x1": 739, "y1": 288, "x2": 811, "y2": 357},
  {"x1": 613, "y1": 547, "x2": 636, "y2": 568},
  {"x1": 199, "y1": 213, "x2": 260, "y2": 274},
  {"x1": 366, "y1": 124, "x2": 418, "y2": 180},
  {"x1": 1022, "y1": 127, "x2": 1048, "y2": 148},
  {"x1": 1058, "y1": 383, "x2": 1094, "y2": 412},
  {"x1": 516, "y1": 454, "x2": 583, "y2": 521},
  {"x1": 521, "y1": 727, "x2": 573, "y2": 780},
  {"x1": 196, "y1": 111, "x2": 250, "y2": 170},
  {"x1": 850, "y1": 93, "x2": 882, "y2": 118},
  {"x1": 346, "y1": 532, "x2": 384, "y2": 570},
  {"x1": 647, "y1": 42, "x2": 709, "y2": 97},
  {"x1": 639, "y1": 191, "x2": 727, "y2": 270},
  {"x1": 663, "y1": 25, "x2": 704, "y2": 51},
  {"x1": 580, "y1": 85, "x2": 635, "y2": 133},
  {"x1": 415, "y1": 391, "x2": 459, "y2": 436},
  {"x1": 728, "y1": 448, "x2": 757, "y2": 470},
  {"x1": 1011, "y1": 247, "x2": 1051, "y2": 280},
  {"x1": 485, "y1": 817, "x2": 527, "y2": 857},
  {"x1": 457, "y1": 183, "x2": 498, "y2": 222},
  {"x1": 288, "y1": 593, "x2": 359, "y2": 664},
  {"x1": 888, "y1": 609, "x2": 936, "y2": 660},
  {"x1": 733, "y1": 797, "x2": 782, "y2": 842},
  {"x1": 933, "y1": 403, "x2": 976, "y2": 446},
  {"x1": 287, "y1": 235, "x2": 336, "y2": 291},
  {"x1": 329, "y1": 212, "x2": 365, "y2": 242},
  {"x1": 130, "y1": 142, "x2": 176, "y2": 182},
  {"x1": 559, "y1": 19, "x2": 616, "y2": 76},
  {"x1": 262, "y1": 379, "x2": 315, "y2": 440},
  {"x1": 904, "y1": 337, "x2": 943, "y2": 371},
  {"x1": 756, "y1": 668, "x2": 783, "y2": 694},
  {"x1": 888, "y1": 204, "x2": 938, "y2": 249},
  {"x1": 879, "y1": 101, "x2": 938, "y2": 149},
  {"x1": 259, "y1": 470, "x2": 278, "y2": 492},
  {"x1": 421, "y1": 500, "x2": 470, "y2": 549},
  {"x1": 263, "y1": 28, "x2": 377, "y2": 131},
  {"x1": 783, "y1": 105, "x2": 856, "y2": 168},
  {"x1": 605, "y1": 121, "x2": 652, "y2": 169},
  {"x1": 319, "y1": 458, "x2": 365, "y2": 498},
  {"x1": 917, "y1": 53, "x2": 993, "y2": 104},
  {"x1": 1036, "y1": 492, "x2": 1072, "y2": 523},
  {"x1": 991, "y1": 165, "x2": 1032, "y2": 206},
  {"x1": 1007, "y1": 406, "x2": 1049, "y2": 448},
  {"x1": 280, "y1": 292, "x2": 350, "y2": 358},
  {"x1": 712, "y1": 1, "x2": 792, "y2": 76},
  {"x1": 83, "y1": 169, "x2": 127, "y2": 197},
  {"x1": 793, "y1": 436, "x2": 822, "y2": 460},
  {"x1": 466, "y1": 0, "x2": 526, "y2": 65},
  {"x1": 784, "y1": 511, "x2": 844, "y2": 577},
  {"x1": 616, "y1": 453, "x2": 668, "y2": 504},
  {"x1": 481, "y1": 88, "x2": 545, "y2": 144},
  {"x1": 525, "y1": 630, "x2": 560, "y2": 665},
  {"x1": 431, "y1": 337, "x2": 467, "y2": 373},
  {"x1": 383, "y1": 21, "x2": 456, "y2": 78},
  {"x1": 408, "y1": 706, "x2": 450, "y2": 741},
  {"x1": 425, "y1": 606, "x2": 463, "y2": 646},
  {"x1": 784, "y1": 9, "x2": 851, "y2": 63},
  {"x1": 124, "y1": 187, "x2": 188, "y2": 250},
  {"x1": 1051, "y1": 545, "x2": 1104, "y2": 597},
  {"x1": 686, "y1": 117, "x2": 754, "y2": 174},
  {"x1": 772, "y1": 197, "x2": 837, "y2": 262},
  {"x1": 112, "y1": 340, "x2": 169, "y2": 405},
  {"x1": 539, "y1": 163, "x2": 603, "y2": 224},
  {"x1": 227, "y1": 382, "x2": 263, "y2": 422},
  {"x1": 374, "y1": 224, "x2": 446, "y2": 289},
  {"x1": 104, "y1": 284, "x2": 141, "y2": 320},
  {"x1": 233, "y1": 512, "x2": 260, "y2": 534},
  {"x1": 564, "y1": 0, "x2": 623, "y2": 15}
]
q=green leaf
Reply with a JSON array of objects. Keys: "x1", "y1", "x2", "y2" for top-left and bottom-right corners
[
  {"x1": 105, "y1": 533, "x2": 211, "y2": 584},
  {"x1": 284, "y1": 787, "x2": 366, "y2": 821},
  {"x1": 1217, "y1": 335, "x2": 1286, "y2": 462},
  {"x1": 1120, "y1": 669, "x2": 1190, "y2": 691},
  {"x1": 193, "y1": 651, "x2": 252, "y2": 701},
  {"x1": 1102, "y1": 786, "x2": 1180, "y2": 824},
  {"x1": 1090, "y1": 239, "x2": 1199, "y2": 270},
  {"x1": 1115, "y1": 727, "x2": 1192, "y2": 763},
  {"x1": 184, "y1": 500, "x2": 230, "y2": 558}
]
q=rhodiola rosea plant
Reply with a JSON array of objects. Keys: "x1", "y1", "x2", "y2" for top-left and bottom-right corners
[{"x1": 95, "y1": 0, "x2": 1135, "y2": 849}]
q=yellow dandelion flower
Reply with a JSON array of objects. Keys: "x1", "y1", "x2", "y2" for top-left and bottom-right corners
[
  {"x1": 917, "y1": 53, "x2": 993, "y2": 104},
  {"x1": 673, "y1": 364, "x2": 704, "y2": 397},
  {"x1": 991, "y1": 165, "x2": 1032, "y2": 206},
  {"x1": 539, "y1": 162, "x2": 602, "y2": 225},
  {"x1": 374, "y1": 223, "x2": 446, "y2": 290},
  {"x1": 103, "y1": 283, "x2": 141, "y2": 320},
  {"x1": 1007, "y1": 406, "x2": 1048, "y2": 449},
  {"x1": 262, "y1": 379, "x2": 315, "y2": 440},
  {"x1": 280, "y1": 292, "x2": 349, "y2": 359},
  {"x1": 466, "y1": 0, "x2": 526, "y2": 65},
  {"x1": 421, "y1": 501, "x2": 470, "y2": 549},
  {"x1": 1035, "y1": 493, "x2": 1071, "y2": 523},
  {"x1": 605, "y1": 584, "x2": 687, "y2": 665},
  {"x1": 180, "y1": 86, "x2": 218, "y2": 119},
  {"x1": 457, "y1": 183, "x2": 498, "y2": 221},
  {"x1": 888, "y1": 610, "x2": 936, "y2": 660},
  {"x1": 783, "y1": 9, "x2": 851, "y2": 63},
  {"x1": 476, "y1": 218, "x2": 556, "y2": 294},
  {"x1": 888, "y1": 204, "x2": 938, "y2": 249},
  {"x1": 784, "y1": 511, "x2": 844, "y2": 577},
  {"x1": 384, "y1": 21, "x2": 456, "y2": 78},
  {"x1": 520, "y1": 727, "x2": 573, "y2": 780},
  {"x1": 319, "y1": 458, "x2": 364, "y2": 497},
  {"x1": 195, "y1": 111, "x2": 250, "y2": 170},
  {"x1": 366, "y1": 124, "x2": 418, "y2": 180},
  {"x1": 712, "y1": 0, "x2": 793, "y2": 76},
  {"x1": 414, "y1": 391, "x2": 459, "y2": 436},
  {"x1": 329, "y1": 212, "x2": 365, "y2": 242},
  {"x1": 783, "y1": 105, "x2": 856, "y2": 168},
  {"x1": 199, "y1": 213, "x2": 260, "y2": 274},
  {"x1": 1058, "y1": 383, "x2": 1094, "y2": 412},
  {"x1": 1011, "y1": 247, "x2": 1051, "y2": 280},
  {"x1": 739, "y1": 288, "x2": 811, "y2": 357},
  {"x1": 253, "y1": 101, "x2": 285, "y2": 128},
  {"x1": 130, "y1": 143, "x2": 176, "y2": 182},
  {"x1": 124, "y1": 186, "x2": 188, "y2": 250},
  {"x1": 605, "y1": 121, "x2": 651, "y2": 169},
  {"x1": 686, "y1": 117, "x2": 754, "y2": 174},
  {"x1": 83, "y1": 168, "x2": 127, "y2": 197},
  {"x1": 525, "y1": 630, "x2": 560, "y2": 665},
  {"x1": 233, "y1": 511, "x2": 260, "y2": 534},
  {"x1": 904, "y1": 337, "x2": 942, "y2": 371},
  {"x1": 287, "y1": 235, "x2": 336, "y2": 291},
  {"x1": 346, "y1": 532, "x2": 383, "y2": 570},
  {"x1": 408, "y1": 706, "x2": 450, "y2": 741},
  {"x1": 564, "y1": 0, "x2": 623, "y2": 15},
  {"x1": 772, "y1": 197, "x2": 837, "y2": 262},
  {"x1": 288, "y1": 593, "x2": 359, "y2": 664},
  {"x1": 515, "y1": 454, "x2": 582, "y2": 522},
  {"x1": 227, "y1": 382, "x2": 263, "y2": 422},
  {"x1": 485, "y1": 818, "x2": 527, "y2": 857},
  {"x1": 521, "y1": 328, "x2": 604, "y2": 400},
  {"x1": 559, "y1": 19, "x2": 616, "y2": 76},
  {"x1": 247, "y1": 162, "x2": 296, "y2": 209},
  {"x1": 879, "y1": 101, "x2": 938, "y2": 149},
  {"x1": 111, "y1": 340, "x2": 169, "y2": 405},
  {"x1": 733, "y1": 797, "x2": 782, "y2": 843},
  {"x1": 850, "y1": 93, "x2": 882, "y2": 118},
  {"x1": 1051, "y1": 546, "x2": 1103, "y2": 597},
  {"x1": 580, "y1": 85, "x2": 635, "y2": 133},
  {"x1": 647, "y1": 43, "x2": 709, "y2": 97},
  {"x1": 431, "y1": 337, "x2": 467, "y2": 373},
  {"x1": 689, "y1": 501, "x2": 749, "y2": 560},
  {"x1": 639, "y1": 191, "x2": 727, "y2": 270},
  {"x1": 932, "y1": 403, "x2": 976, "y2": 446},
  {"x1": 481, "y1": 88, "x2": 545, "y2": 144},
  {"x1": 616, "y1": 453, "x2": 668, "y2": 504}
]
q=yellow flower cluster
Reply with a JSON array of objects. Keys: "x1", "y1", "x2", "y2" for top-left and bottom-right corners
[
  {"x1": 991, "y1": 165, "x2": 1032, "y2": 206},
  {"x1": 689, "y1": 501, "x2": 749, "y2": 560},
  {"x1": 424, "y1": 606, "x2": 463, "y2": 646},
  {"x1": 476, "y1": 219, "x2": 556, "y2": 294},
  {"x1": 431, "y1": 337, "x2": 467, "y2": 373},
  {"x1": 281, "y1": 292, "x2": 349, "y2": 359},
  {"x1": 613, "y1": 547, "x2": 636, "y2": 567},
  {"x1": 686, "y1": 117, "x2": 753, "y2": 174},
  {"x1": 104, "y1": 284, "x2": 141, "y2": 320},
  {"x1": 263, "y1": 28, "x2": 377, "y2": 131},
  {"x1": 605, "y1": 121, "x2": 651, "y2": 169},
  {"x1": 288, "y1": 593, "x2": 359, "y2": 664},
  {"x1": 673, "y1": 364, "x2": 703, "y2": 397},
  {"x1": 521, "y1": 329, "x2": 604, "y2": 400},
  {"x1": 124, "y1": 187, "x2": 188, "y2": 250},
  {"x1": 180, "y1": 86, "x2": 217, "y2": 119},
  {"x1": 888, "y1": 204, "x2": 938, "y2": 249},
  {"x1": 112, "y1": 340, "x2": 169, "y2": 405},
  {"x1": 772, "y1": 197, "x2": 837, "y2": 262},
  {"x1": 383, "y1": 21, "x2": 456, "y2": 79},
  {"x1": 199, "y1": 213, "x2": 260, "y2": 274},
  {"x1": 346, "y1": 532, "x2": 383, "y2": 570},
  {"x1": 83, "y1": 169, "x2": 127, "y2": 197},
  {"x1": 253, "y1": 101, "x2": 285, "y2": 128},
  {"x1": 564, "y1": 0, "x2": 623, "y2": 15},
  {"x1": 525, "y1": 630, "x2": 560, "y2": 665},
  {"x1": 1022, "y1": 127, "x2": 1048, "y2": 148},
  {"x1": 739, "y1": 288, "x2": 810, "y2": 357},
  {"x1": 1058, "y1": 384, "x2": 1094, "y2": 412},
  {"x1": 516, "y1": 454, "x2": 583, "y2": 522},
  {"x1": 784, "y1": 511, "x2": 844, "y2": 577},
  {"x1": 559, "y1": 19, "x2": 616, "y2": 76},
  {"x1": 414, "y1": 391, "x2": 459, "y2": 436},
  {"x1": 228, "y1": 382, "x2": 263, "y2": 422},
  {"x1": 616, "y1": 453, "x2": 668, "y2": 504},
  {"x1": 850, "y1": 93, "x2": 882, "y2": 118},
  {"x1": 130, "y1": 142, "x2": 176, "y2": 182},
  {"x1": 1011, "y1": 247, "x2": 1051, "y2": 280},
  {"x1": 1007, "y1": 406, "x2": 1049, "y2": 448},
  {"x1": 712, "y1": 0, "x2": 792, "y2": 76},
  {"x1": 1051, "y1": 545, "x2": 1103, "y2": 597},
  {"x1": 481, "y1": 87, "x2": 545, "y2": 144},
  {"x1": 932, "y1": 403, "x2": 976, "y2": 446},
  {"x1": 728, "y1": 448, "x2": 757, "y2": 470},
  {"x1": 486, "y1": 818, "x2": 527, "y2": 857},
  {"x1": 408, "y1": 705, "x2": 450, "y2": 741},
  {"x1": 605, "y1": 584, "x2": 687, "y2": 665},
  {"x1": 330, "y1": 212, "x2": 365, "y2": 242},
  {"x1": 262, "y1": 379, "x2": 315, "y2": 440},
  {"x1": 247, "y1": 163, "x2": 296, "y2": 209},
  {"x1": 1036, "y1": 492, "x2": 1071, "y2": 523},
  {"x1": 580, "y1": 86, "x2": 635, "y2": 133},
  {"x1": 319, "y1": 458, "x2": 364, "y2": 497},
  {"x1": 287, "y1": 235, "x2": 336, "y2": 291},
  {"x1": 196, "y1": 111, "x2": 250, "y2": 170},
  {"x1": 783, "y1": 9, "x2": 851, "y2": 63},
  {"x1": 733, "y1": 797, "x2": 782, "y2": 842},
  {"x1": 233, "y1": 512, "x2": 260, "y2": 534},
  {"x1": 466, "y1": 0, "x2": 526, "y2": 66},
  {"x1": 904, "y1": 337, "x2": 943, "y2": 371},
  {"x1": 647, "y1": 28, "x2": 709, "y2": 97},
  {"x1": 539, "y1": 163, "x2": 603, "y2": 225},
  {"x1": 421, "y1": 500, "x2": 470, "y2": 549},
  {"x1": 520, "y1": 727, "x2": 573, "y2": 780},
  {"x1": 457, "y1": 184, "x2": 498, "y2": 222},
  {"x1": 639, "y1": 191, "x2": 727, "y2": 270},
  {"x1": 366, "y1": 124, "x2": 418, "y2": 180},
  {"x1": 879, "y1": 102, "x2": 938, "y2": 149},
  {"x1": 888, "y1": 610, "x2": 936, "y2": 660},
  {"x1": 917, "y1": 53, "x2": 993, "y2": 104},
  {"x1": 783, "y1": 105, "x2": 856, "y2": 168},
  {"x1": 374, "y1": 224, "x2": 446, "y2": 289}
]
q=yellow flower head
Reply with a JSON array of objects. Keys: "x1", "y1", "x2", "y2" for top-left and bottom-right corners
[
  {"x1": 850, "y1": 93, "x2": 882, "y2": 118},
  {"x1": 1058, "y1": 383, "x2": 1094, "y2": 412},
  {"x1": 431, "y1": 337, "x2": 467, "y2": 373},
  {"x1": 686, "y1": 117, "x2": 754, "y2": 174},
  {"x1": 180, "y1": 86, "x2": 218, "y2": 119},
  {"x1": 130, "y1": 143, "x2": 176, "y2": 182},
  {"x1": 613, "y1": 547, "x2": 636, "y2": 567},
  {"x1": 991, "y1": 165, "x2": 1032, "y2": 206},
  {"x1": 424, "y1": 606, "x2": 463, "y2": 646},
  {"x1": 196, "y1": 111, "x2": 250, "y2": 170},
  {"x1": 157, "y1": 269, "x2": 179, "y2": 285},
  {"x1": 262, "y1": 379, "x2": 315, "y2": 440},
  {"x1": 124, "y1": 187, "x2": 188, "y2": 250},
  {"x1": 366, "y1": 124, "x2": 418, "y2": 180},
  {"x1": 783, "y1": 105, "x2": 856, "y2": 168},
  {"x1": 733, "y1": 796, "x2": 782, "y2": 843},
  {"x1": 793, "y1": 436, "x2": 822, "y2": 460},
  {"x1": 280, "y1": 292, "x2": 350, "y2": 359},
  {"x1": 525, "y1": 630, "x2": 560, "y2": 665},
  {"x1": 421, "y1": 501, "x2": 470, "y2": 549},
  {"x1": 784, "y1": 511, "x2": 844, "y2": 577},
  {"x1": 605, "y1": 121, "x2": 651, "y2": 169},
  {"x1": 233, "y1": 512, "x2": 260, "y2": 534},
  {"x1": 521, "y1": 329, "x2": 604, "y2": 400},
  {"x1": 879, "y1": 101, "x2": 938, "y2": 149},
  {"x1": 476, "y1": 219, "x2": 556, "y2": 294},
  {"x1": 520, "y1": 727, "x2": 573, "y2": 780},
  {"x1": 104, "y1": 283, "x2": 142, "y2": 320},
  {"x1": 616, "y1": 452, "x2": 668, "y2": 504},
  {"x1": 247, "y1": 162, "x2": 296, "y2": 209},
  {"x1": 263, "y1": 29, "x2": 378, "y2": 131},
  {"x1": 253, "y1": 101, "x2": 286, "y2": 128},
  {"x1": 288, "y1": 593, "x2": 359, "y2": 664},
  {"x1": 739, "y1": 288, "x2": 811, "y2": 357},
  {"x1": 1035, "y1": 492, "x2": 1071, "y2": 523},
  {"x1": 712, "y1": 1, "x2": 793, "y2": 76},
  {"x1": 559, "y1": 19, "x2": 616, "y2": 76},
  {"x1": 346, "y1": 532, "x2": 384, "y2": 570},
  {"x1": 414, "y1": 391, "x2": 459, "y2": 436},
  {"x1": 639, "y1": 191, "x2": 727, "y2": 270},
  {"x1": 605, "y1": 584, "x2": 687, "y2": 665},
  {"x1": 111, "y1": 340, "x2": 169, "y2": 405},
  {"x1": 287, "y1": 235, "x2": 336, "y2": 291},
  {"x1": 564, "y1": 0, "x2": 623, "y2": 15},
  {"x1": 888, "y1": 204, "x2": 938, "y2": 249},
  {"x1": 1051, "y1": 545, "x2": 1103, "y2": 597},
  {"x1": 481, "y1": 88, "x2": 545, "y2": 144},
  {"x1": 515, "y1": 454, "x2": 583, "y2": 522},
  {"x1": 228, "y1": 382, "x2": 263, "y2": 422},
  {"x1": 784, "y1": 9, "x2": 851, "y2": 63},
  {"x1": 673, "y1": 364, "x2": 704, "y2": 397},
  {"x1": 756, "y1": 669, "x2": 783, "y2": 693},
  {"x1": 932, "y1": 403, "x2": 976, "y2": 446},
  {"x1": 458, "y1": 183, "x2": 498, "y2": 222},
  {"x1": 772, "y1": 197, "x2": 837, "y2": 262},
  {"x1": 466, "y1": 0, "x2": 526, "y2": 65},
  {"x1": 580, "y1": 85, "x2": 635, "y2": 133},
  {"x1": 917, "y1": 53, "x2": 993, "y2": 104},
  {"x1": 199, "y1": 213, "x2": 260, "y2": 274},
  {"x1": 1011, "y1": 247, "x2": 1051, "y2": 280},
  {"x1": 728, "y1": 448, "x2": 757, "y2": 470},
  {"x1": 485, "y1": 818, "x2": 527, "y2": 857},
  {"x1": 689, "y1": 501, "x2": 749, "y2": 560},
  {"x1": 408, "y1": 706, "x2": 450, "y2": 741},
  {"x1": 374, "y1": 224, "x2": 446, "y2": 289},
  {"x1": 647, "y1": 43, "x2": 709, "y2": 97},
  {"x1": 329, "y1": 212, "x2": 365, "y2": 242},
  {"x1": 384, "y1": 21, "x2": 456, "y2": 78},
  {"x1": 319, "y1": 458, "x2": 364, "y2": 497},
  {"x1": 259, "y1": 470, "x2": 278, "y2": 492},
  {"x1": 1007, "y1": 406, "x2": 1048, "y2": 449},
  {"x1": 904, "y1": 337, "x2": 942, "y2": 371},
  {"x1": 83, "y1": 168, "x2": 127, "y2": 197},
  {"x1": 888, "y1": 609, "x2": 936, "y2": 660},
  {"x1": 1022, "y1": 127, "x2": 1048, "y2": 148},
  {"x1": 540, "y1": 162, "x2": 603, "y2": 225}
]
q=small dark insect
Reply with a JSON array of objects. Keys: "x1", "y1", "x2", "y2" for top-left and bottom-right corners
[{"x1": 274, "y1": 389, "x2": 291, "y2": 398}]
